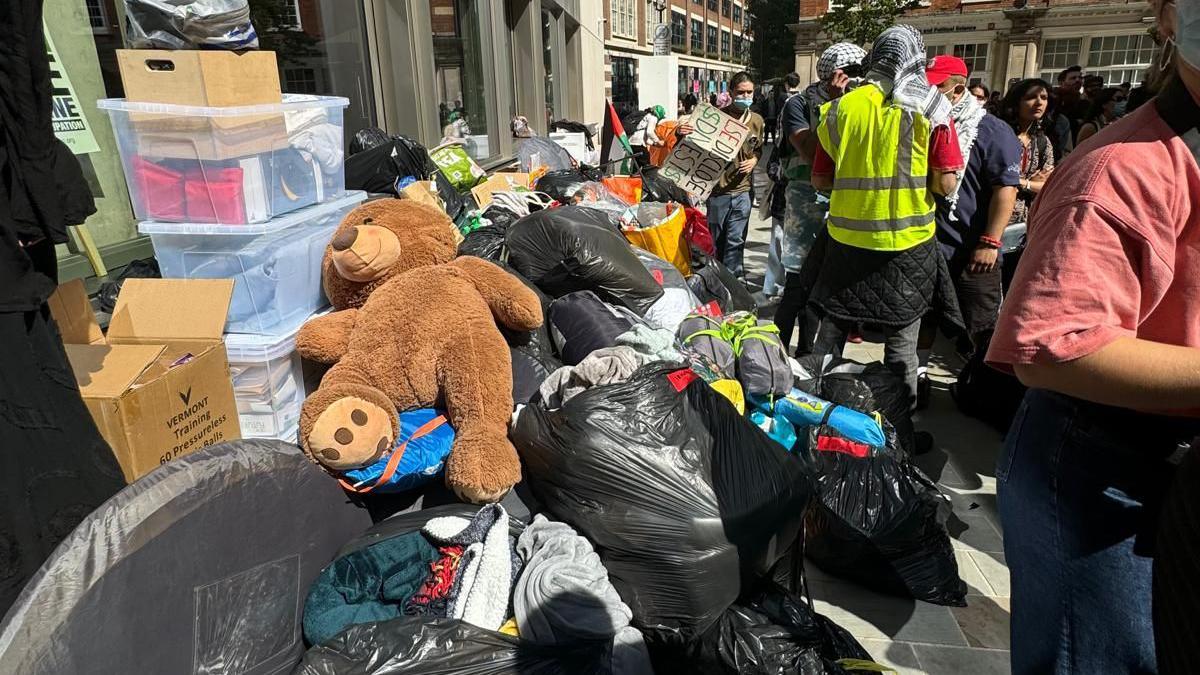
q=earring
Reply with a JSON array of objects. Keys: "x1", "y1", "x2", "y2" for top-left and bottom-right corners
[{"x1": 1160, "y1": 37, "x2": 1176, "y2": 72}]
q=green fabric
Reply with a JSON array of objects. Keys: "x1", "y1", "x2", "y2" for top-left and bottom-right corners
[{"x1": 303, "y1": 531, "x2": 439, "y2": 646}]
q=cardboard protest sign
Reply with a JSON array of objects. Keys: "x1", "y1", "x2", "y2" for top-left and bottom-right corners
[{"x1": 659, "y1": 103, "x2": 750, "y2": 201}]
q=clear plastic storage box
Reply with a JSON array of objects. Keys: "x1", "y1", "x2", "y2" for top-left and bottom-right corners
[
  {"x1": 224, "y1": 323, "x2": 311, "y2": 440},
  {"x1": 139, "y1": 191, "x2": 366, "y2": 336},
  {"x1": 97, "y1": 95, "x2": 349, "y2": 225}
]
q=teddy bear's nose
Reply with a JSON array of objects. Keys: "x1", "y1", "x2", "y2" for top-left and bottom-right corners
[{"x1": 331, "y1": 226, "x2": 358, "y2": 252}]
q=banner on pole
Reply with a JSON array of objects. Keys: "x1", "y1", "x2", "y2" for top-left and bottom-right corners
[
  {"x1": 45, "y1": 24, "x2": 101, "y2": 155},
  {"x1": 659, "y1": 103, "x2": 749, "y2": 201}
]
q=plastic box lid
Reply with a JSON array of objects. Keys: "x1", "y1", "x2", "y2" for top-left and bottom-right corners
[
  {"x1": 138, "y1": 191, "x2": 367, "y2": 236},
  {"x1": 224, "y1": 309, "x2": 328, "y2": 362},
  {"x1": 96, "y1": 94, "x2": 350, "y2": 117}
]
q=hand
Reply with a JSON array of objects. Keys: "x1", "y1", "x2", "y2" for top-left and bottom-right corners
[
  {"x1": 676, "y1": 122, "x2": 694, "y2": 137},
  {"x1": 969, "y1": 245, "x2": 999, "y2": 274},
  {"x1": 738, "y1": 157, "x2": 757, "y2": 174},
  {"x1": 1032, "y1": 167, "x2": 1054, "y2": 181},
  {"x1": 827, "y1": 71, "x2": 851, "y2": 98}
]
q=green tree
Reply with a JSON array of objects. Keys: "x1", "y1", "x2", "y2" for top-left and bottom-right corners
[
  {"x1": 820, "y1": 0, "x2": 918, "y2": 48},
  {"x1": 746, "y1": 0, "x2": 799, "y2": 82},
  {"x1": 248, "y1": 0, "x2": 320, "y2": 67}
]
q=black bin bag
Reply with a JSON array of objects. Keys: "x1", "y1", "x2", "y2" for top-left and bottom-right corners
[
  {"x1": 0, "y1": 441, "x2": 373, "y2": 675},
  {"x1": 295, "y1": 617, "x2": 614, "y2": 674},
  {"x1": 803, "y1": 428, "x2": 967, "y2": 607},
  {"x1": 506, "y1": 206, "x2": 664, "y2": 316},
  {"x1": 688, "y1": 254, "x2": 757, "y2": 314},
  {"x1": 795, "y1": 356, "x2": 916, "y2": 455},
  {"x1": 511, "y1": 363, "x2": 815, "y2": 645},
  {"x1": 675, "y1": 583, "x2": 873, "y2": 675},
  {"x1": 549, "y1": 291, "x2": 642, "y2": 366}
]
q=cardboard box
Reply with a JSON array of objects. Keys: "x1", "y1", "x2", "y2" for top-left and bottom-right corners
[
  {"x1": 470, "y1": 172, "x2": 530, "y2": 209},
  {"x1": 49, "y1": 279, "x2": 242, "y2": 483},
  {"x1": 117, "y1": 50, "x2": 282, "y2": 108},
  {"x1": 116, "y1": 49, "x2": 288, "y2": 152}
]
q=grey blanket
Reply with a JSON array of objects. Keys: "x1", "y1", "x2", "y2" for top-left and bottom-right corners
[
  {"x1": 514, "y1": 515, "x2": 653, "y2": 674},
  {"x1": 537, "y1": 346, "x2": 652, "y2": 408}
]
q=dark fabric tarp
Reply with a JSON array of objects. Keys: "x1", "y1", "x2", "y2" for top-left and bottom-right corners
[{"x1": 0, "y1": 440, "x2": 373, "y2": 675}]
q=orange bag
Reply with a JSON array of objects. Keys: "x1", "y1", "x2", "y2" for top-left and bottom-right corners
[
  {"x1": 602, "y1": 176, "x2": 642, "y2": 204},
  {"x1": 647, "y1": 120, "x2": 680, "y2": 167},
  {"x1": 623, "y1": 202, "x2": 692, "y2": 276}
]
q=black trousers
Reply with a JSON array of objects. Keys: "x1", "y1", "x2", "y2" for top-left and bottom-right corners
[{"x1": 0, "y1": 305, "x2": 124, "y2": 614}]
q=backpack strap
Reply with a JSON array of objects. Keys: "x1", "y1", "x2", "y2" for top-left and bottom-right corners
[{"x1": 338, "y1": 414, "x2": 449, "y2": 494}]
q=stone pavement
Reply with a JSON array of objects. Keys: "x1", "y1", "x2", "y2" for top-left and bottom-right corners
[{"x1": 737, "y1": 166, "x2": 1013, "y2": 674}]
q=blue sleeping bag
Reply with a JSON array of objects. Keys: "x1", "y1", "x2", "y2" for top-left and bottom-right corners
[
  {"x1": 760, "y1": 389, "x2": 887, "y2": 448},
  {"x1": 339, "y1": 409, "x2": 455, "y2": 493}
]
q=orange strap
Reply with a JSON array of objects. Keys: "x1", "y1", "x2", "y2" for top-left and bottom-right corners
[{"x1": 338, "y1": 415, "x2": 448, "y2": 494}]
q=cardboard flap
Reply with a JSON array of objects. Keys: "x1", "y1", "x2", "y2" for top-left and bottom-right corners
[
  {"x1": 108, "y1": 279, "x2": 233, "y2": 343},
  {"x1": 47, "y1": 279, "x2": 105, "y2": 345},
  {"x1": 64, "y1": 344, "x2": 167, "y2": 398}
]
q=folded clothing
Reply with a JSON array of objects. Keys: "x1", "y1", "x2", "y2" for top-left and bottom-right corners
[{"x1": 515, "y1": 514, "x2": 654, "y2": 675}]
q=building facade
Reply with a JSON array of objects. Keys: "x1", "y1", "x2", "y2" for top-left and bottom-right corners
[
  {"x1": 52, "y1": 0, "x2": 608, "y2": 282},
  {"x1": 602, "y1": 0, "x2": 755, "y2": 116},
  {"x1": 792, "y1": 0, "x2": 1155, "y2": 95}
]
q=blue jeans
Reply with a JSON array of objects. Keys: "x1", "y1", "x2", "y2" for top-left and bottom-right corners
[
  {"x1": 999, "y1": 389, "x2": 1185, "y2": 674},
  {"x1": 706, "y1": 191, "x2": 751, "y2": 277}
]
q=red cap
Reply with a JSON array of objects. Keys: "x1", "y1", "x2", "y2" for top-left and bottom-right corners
[{"x1": 926, "y1": 55, "x2": 969, "y2": 86}]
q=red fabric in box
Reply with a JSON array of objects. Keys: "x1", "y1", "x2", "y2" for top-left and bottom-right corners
[{"x1": 185, "y1": 167, "x2": 246, "y2": 223}]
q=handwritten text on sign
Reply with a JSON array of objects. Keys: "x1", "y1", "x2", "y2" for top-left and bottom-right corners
[{"x1": 659, "y1": 103, "x2": 750, "y2": 201}]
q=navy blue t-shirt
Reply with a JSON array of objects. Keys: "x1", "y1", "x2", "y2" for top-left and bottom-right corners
[{"x1": 935, "y1": 113, "x2": 1021, "y2": 262}]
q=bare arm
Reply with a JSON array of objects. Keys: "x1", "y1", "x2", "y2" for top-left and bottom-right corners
[
  {"x1": 929, "y1": 170, "x2": 959, "y2": 197},
  {"x1": 986, "y1": 186, "x2": 1018, "y2": 241},
  {"x1": 789, "y1": 128, "x2": 817, "y2": 165},
  {"x1": 811, "y1": 172, "x2": 833, "y2": 191},
  {"x1": 1014, "y1": 337, "x2": 1200, "y2": 412}
]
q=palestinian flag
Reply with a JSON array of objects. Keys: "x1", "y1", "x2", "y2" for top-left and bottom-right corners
[{"x1": 600, "y1": 99, "x2": 634, "y2": 174}]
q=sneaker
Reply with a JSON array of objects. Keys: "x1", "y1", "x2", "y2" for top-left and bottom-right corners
[{"x1": 917, "y1": 373, "x2": 932, "y2": 411}]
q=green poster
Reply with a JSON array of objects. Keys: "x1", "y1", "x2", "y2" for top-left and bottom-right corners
[{"x1": 44, "y1": 24, "x2": 101, "y2": 155}]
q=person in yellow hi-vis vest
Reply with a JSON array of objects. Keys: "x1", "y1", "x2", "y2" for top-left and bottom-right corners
[{"x1": 807, "y1": 25, "x2": 966, "y2": 443}]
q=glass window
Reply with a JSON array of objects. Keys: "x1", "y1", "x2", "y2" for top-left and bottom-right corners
[
  {"x1": 429, "y1": 0, "x2": 493, "y2": 160},
  {"x1": 691, "y1": 18, "x2": 704, "y2": 52},
  {"x1": 926, "y1": 45, "x2": 942, "y2": 60},
  {"x1": 733, "y1": 4, "x2": 742, "y2": 24},
  {"x1": 283, "y1": 67, "x2": 318, "y2": 94},
  {"x1": 672, "y1": 12, "x2": 686, "y2": 48},
  {"x1": 708, "y1": 0, "x2": 718, "y2": 11},
  {"x1": 611, "y1": 56, "x2": 638, "y2": 116},
  {"x1": 721, "y1": 29, "x2": 730, "y2": 57},
  {"x1": 733, "y1": 34, "x2": 741, "y2": 60},
  {"x1": 1040, "y1": 38, "x2": 1083, "y2": 82},
  {"x1": 952, "y1": 43, "x2": 989, "y2": 75},
  {"x1": 610, "y1": 0, "x2": 636, "y2": 39},
  {"x1": 86, "y1": 0, "x2": 110, "y2": 30},
  {"x1": 1086, "y1": 34, "x2": 1154, "y2": 84},
  {"x1": 707, "y1": 24, "x2": 718, "y2": 55},
  {"x1": 722, "y1": 0, "x2": 731, "y2": 17},
  {"x1": 542, "y1": 10, "x2": 556, "y2": 126}
]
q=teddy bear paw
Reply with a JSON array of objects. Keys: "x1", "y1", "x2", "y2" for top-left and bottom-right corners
[{"x1": 307, "y1": 397, "x2": 394, "y2": 471}]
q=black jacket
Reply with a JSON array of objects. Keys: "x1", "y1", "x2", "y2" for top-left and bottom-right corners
[{"x1": 1, "y1": 0, "x2": 96, "y2": 310}]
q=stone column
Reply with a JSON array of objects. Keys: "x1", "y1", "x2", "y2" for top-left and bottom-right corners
[{"x1": 791, "y1": 20, "x2": 823, "y2": 84}]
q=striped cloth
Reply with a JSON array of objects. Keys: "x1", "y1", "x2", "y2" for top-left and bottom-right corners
[{"x1": 865, "y1": 25, "x2": 951, "y2": 126}]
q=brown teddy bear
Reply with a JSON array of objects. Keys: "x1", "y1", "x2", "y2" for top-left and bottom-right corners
[{"x1": 296, "y1": 198, "x2": 543, "y2": 504}]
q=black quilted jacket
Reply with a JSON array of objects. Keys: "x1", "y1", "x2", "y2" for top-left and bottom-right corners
[{"x1": 810, "y1": 236, "x2": 964, "y2": 329}]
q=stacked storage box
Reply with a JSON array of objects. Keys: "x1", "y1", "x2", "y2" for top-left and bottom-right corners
[{"x1": 99, "y1": 95, "x2": 364, "y2": 441}]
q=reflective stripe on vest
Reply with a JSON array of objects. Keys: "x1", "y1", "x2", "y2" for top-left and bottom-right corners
[{"x1": 816, "y1": 85, "x2": 936, "y2": 252}]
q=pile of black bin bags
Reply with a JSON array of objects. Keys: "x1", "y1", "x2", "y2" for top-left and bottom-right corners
[{"x1": 793, "y1": 356, "x2": 967, "y2": 607}]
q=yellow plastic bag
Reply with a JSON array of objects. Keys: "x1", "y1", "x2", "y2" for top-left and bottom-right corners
[
  {"x1": 709, "y1": 379, "x2": 745, "y2": 415},
  {"x1": 623, "y1": 202, "x2": 692, "y2": 276}
]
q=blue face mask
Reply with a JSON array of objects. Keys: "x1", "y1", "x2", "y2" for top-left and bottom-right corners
[
  {"x1": 1112, "y1": 100, "x2": 1127, "y2": 117},
  {"x1": 734, "y1": 96, "x2": 753, "y2": 108}
]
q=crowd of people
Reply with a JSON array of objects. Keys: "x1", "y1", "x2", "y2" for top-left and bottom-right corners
[{"x1": 652, "y1": 0, "x2": 1198, "y2": 670}]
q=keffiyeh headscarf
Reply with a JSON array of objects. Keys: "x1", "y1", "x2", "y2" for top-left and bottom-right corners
[
  {"x1": 865, "y1": 25, "x2": 951, "y2": 127},
  {"x1": 817, "y1": 42, "x2": 868, "y2": 82},
  {"x1": 945, "y1": 93, "x2": 986, "y2": 218}
]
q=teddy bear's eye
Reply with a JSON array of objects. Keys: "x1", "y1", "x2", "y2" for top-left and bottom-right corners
[{"x1": 363, "y1": 217, "x2": 373, "y2": 224}]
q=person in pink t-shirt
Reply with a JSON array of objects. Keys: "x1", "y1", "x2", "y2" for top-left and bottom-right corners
[{"x1": 985, "y1": 0, "x2": 1200, "y2": 671}]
